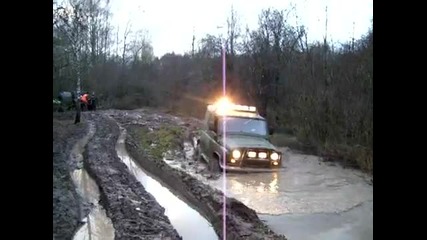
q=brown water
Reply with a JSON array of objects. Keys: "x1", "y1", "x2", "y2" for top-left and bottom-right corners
[
  {"x1": 70, "y1": 122, "x2": 115, "y2": 240},
  {"x1": 172, "y1": 142, "x2": 373, "y2": 240},
  {"x1": 115, "y1": 126, "x2": 218, "y2": 240}
]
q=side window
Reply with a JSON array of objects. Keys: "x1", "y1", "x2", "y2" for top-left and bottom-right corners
[
  {"x1": 204, "y1": 111, "x2": 210, "y2": 130},
  {"x1": 213, "y1": 116, "x2": 218, "y2": 134},
  {"x1": 207, "y1": 113, "x2": 216, "y2": 133}
]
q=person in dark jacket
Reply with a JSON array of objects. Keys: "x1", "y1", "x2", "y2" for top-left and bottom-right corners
[{"x1": 88, "y1": 92, "x2": 97, "y2": 111}]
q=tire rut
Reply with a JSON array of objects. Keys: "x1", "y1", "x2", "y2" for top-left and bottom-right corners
[{"x1": 83, "y1": 113, "x2": 181, "y2": 240}]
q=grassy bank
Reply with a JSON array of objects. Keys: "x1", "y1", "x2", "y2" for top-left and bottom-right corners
[{"x1": 135, "y1": 124, "x2": 185, "y2": 160}]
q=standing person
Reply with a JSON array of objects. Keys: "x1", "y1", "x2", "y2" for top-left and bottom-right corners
[
  {"x1": 90, "y1": 92, "x2": 97, "y2": 111},
  {"x1": 71, "y1": 92, "x2": 76, "y2": 109},
  {"x1": 80, "y1": 92, "x2": 89, "y2": 111}
]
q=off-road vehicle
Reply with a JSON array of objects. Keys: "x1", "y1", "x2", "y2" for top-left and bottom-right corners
[{"x1": 195, "y1": 97, "x2": 283, "y2": 172}]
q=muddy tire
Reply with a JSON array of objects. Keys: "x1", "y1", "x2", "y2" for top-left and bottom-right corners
[
  {"x1": 209, "y1": 156, "x2": 221, "y2": 173},
  {"x1": 195, "y1": 145, "x2": 202, "y2": 162}
]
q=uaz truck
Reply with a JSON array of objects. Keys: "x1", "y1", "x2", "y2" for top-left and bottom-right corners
[{"x1": 195, "y1": 97, "x2": 283, "y2": 172}]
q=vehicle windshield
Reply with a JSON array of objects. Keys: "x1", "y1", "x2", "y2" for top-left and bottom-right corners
[{"x1": 217, "y1": 116, "x2": 268, "y2": 136}]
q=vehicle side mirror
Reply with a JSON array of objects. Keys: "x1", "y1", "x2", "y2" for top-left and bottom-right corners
[{"x1": 269, "y1": 127, "x2": 275, "y2": 135}]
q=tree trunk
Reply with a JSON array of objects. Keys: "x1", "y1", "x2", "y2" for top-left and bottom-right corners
[
  {"x1": 74, "y1": 52, "x2": 82, "y2": 124},
  {"x1": 75, "y1": 102, "x2": 81, "y2": 124}
]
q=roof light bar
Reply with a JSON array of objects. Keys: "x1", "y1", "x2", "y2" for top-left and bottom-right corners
[
  {"x1": 233, "y1": 104, "x2": 257, "y2": 112},
  {"x1": 207, "y1": 97, "x2": 257, "y2": 114}
]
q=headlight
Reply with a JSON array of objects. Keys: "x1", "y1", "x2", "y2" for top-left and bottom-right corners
[
  {"x1": 270, "y1": 152, "x2": 279, "y2": 160},
  {"x1": 258, "y1": 152, "x2": 267, "y2": 159},
  {"x1": 247, "y1": 151, "x2": 257, "y2": 158},
  {"x1": 232, "y1": 150, "x2": 241, "y2": 159}
]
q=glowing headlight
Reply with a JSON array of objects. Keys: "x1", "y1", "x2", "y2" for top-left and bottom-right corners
[
  {"x1": 258, "y1": 152, "x2": 267, "y2": 159},
  {"x1": 270, "y1": 152, "x2": 280, "y2": 160},
  {"x1": 247, "y1": 151, "x2": 257, "y2": 158},
  {"x1": 232, "y1": 150, "x2": 241, "y2": 159}
]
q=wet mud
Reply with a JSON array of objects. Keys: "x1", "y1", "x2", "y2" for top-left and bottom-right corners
[
  {"x1": 69, "y1": 121, "x2": 115, "y2": 240},
  {"x1": 110, "y1": 109, "x2": 372, "y2": 240},
  {"x1": 124, "y1": 123, "x2": 286, "y2": 240},
  {"x1": 55, "y1": 109, "x2": 372, "y2": 240},
  {"x1": 53, "y1": 116, "x2": 91, "y2": 240},
  {"x1": 115, "y1": 126, "x2": 218, "y2": 239},
  {"x1": 83, "y1": 114, "x2": 182, "y2": 240}
]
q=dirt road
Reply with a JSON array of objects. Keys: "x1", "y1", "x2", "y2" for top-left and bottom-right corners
[
  {"x1": 53, "y1": 114, "x2": 91, "y2": 240},
  {"x1": 109, "y1": 109, "x2": 373, "y2": 240},
  {"x1": 53, "y1": 109, "x2": 372, "y2": 240},
  {"x1": 53, "y1": 110, "x2": 286, "y2": 240}
]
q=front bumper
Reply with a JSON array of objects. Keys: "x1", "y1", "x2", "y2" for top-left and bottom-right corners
[
  {"x1": 220, "y1": 165, "x2": 284, "y2": 173},
  {"x1": 219, "y1": 159, "x2": 283, "y2": 172}
]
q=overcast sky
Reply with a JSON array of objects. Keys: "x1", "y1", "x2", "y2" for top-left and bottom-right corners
[{"x1": 109, "y1": 0, "x2": 373, "y2": 57}]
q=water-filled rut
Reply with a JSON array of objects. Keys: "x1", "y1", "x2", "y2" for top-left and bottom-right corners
[
  {"x1": 115, "y1": 126, "x2": 218, "y2": 240},
  {"x1": 70, "y1": 122, "x2": 114, "y2": 240}
]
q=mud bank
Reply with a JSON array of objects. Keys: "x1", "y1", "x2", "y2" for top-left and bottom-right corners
[
  {"x1": 53, "y1": 117, "x2": 91, "y2": 240},
  {"x1": 125, "y1": 124, "x2": 287, "y2": 240},
  {"x1": 116, "y1": 126, "x2": 217, "y2": 239},
  {"x1": 84, "y1": 114, "x2": 181, "y2": 240}
]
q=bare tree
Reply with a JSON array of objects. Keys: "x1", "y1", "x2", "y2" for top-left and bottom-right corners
[
  {"x1": 52, "y1": 3, "x2": 373, "y2": 172},
  {"x1": 54, "y1": 0, "x2": 90, "y2": 123},
  {"x1": 225, "y1": 5, "x2": 243, "y2": 101},
  {"x1": 122, "y1": 20, "x2": 132, "y2": 68}
]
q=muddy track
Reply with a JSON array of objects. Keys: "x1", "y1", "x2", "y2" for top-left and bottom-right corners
[
  {"x1": 53, "y1": 118, "x2": 91, "y2": 240},
  {"x1": 123, "y1": 123, "x2": 287, "y2": 240},
  {"x1": 83, "y1": 114, "x2": 181, "y2": 240}
]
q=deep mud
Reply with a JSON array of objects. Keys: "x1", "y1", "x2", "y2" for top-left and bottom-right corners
[
  {"x1": 83, "y1": 113, "x2": 181, "y2": 240},
  {"x1": 55, "y1": 108, "x2": 371, "y2": 240},
  {"x1": 54, "y1": 109, "x2": 288, "y2": 240},
  {"x1": 71, "y1": 121, "x2": 115, "y2": 240},
  {"x1": 53, "y1": 115, "x2": 91, "y2": 240},
  {"x1": 123, "y1": 123, "x2": 286, "y2": 240},
  {"x1": 115, "y1": 126, "x2": 218, "y2": 239},
  {"x1": 108, "y1": 109, "x2": 215, "y2": 178},
  {"x1": 109, "y1": 109, "x2": 372, "y2": 240},
  {"x1": 71, "y1": 168, "x2": 115, "y2": 240}
]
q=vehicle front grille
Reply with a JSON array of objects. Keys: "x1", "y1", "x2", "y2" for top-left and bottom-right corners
[
  {"x1": 241, "y1": 159, "x2": 271, "y2": 168},
  {"x1": 243, "y1": 148, "x2": 272, "y2": 160}
]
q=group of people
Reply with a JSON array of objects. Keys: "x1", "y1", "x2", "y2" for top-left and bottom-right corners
[
  {"x1": 56, "y1": 91, "x2": 97, "y2": 112},
  {"x1": 79, "y1": 91, "x2": 97, "y2": 111}
]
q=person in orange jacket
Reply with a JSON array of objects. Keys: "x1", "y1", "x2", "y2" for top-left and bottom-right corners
[
  {"x1": 80, "y1": 92, "x2": 89, "y2": 111},
  {"x1": 81, "y1": 93, "x2": 89, "y2": 104}
]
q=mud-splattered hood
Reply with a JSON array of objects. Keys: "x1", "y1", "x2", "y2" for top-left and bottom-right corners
[{"x1": 220, "y1": 134, "x2": 278, "y2": 151}]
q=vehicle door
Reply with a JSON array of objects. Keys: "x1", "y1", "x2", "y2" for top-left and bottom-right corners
[{"x1": 199, "y1": 111, "x2": 213, "y2": 159}]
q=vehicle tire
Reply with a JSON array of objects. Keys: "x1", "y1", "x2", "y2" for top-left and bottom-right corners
[
  {"x1": 194, "y1": 144, "x2": 202, "y2": 162},
  {"x1": 209, "y1": 155, "x2": 221, "y2": 173}
]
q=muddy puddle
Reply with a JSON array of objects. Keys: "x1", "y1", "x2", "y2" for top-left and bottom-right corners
[
  {"x1": 206, "y1": 150, "x2": 373, "y2": 215},
  {"x1": 209, "y1": 150, "x2": 372, "y2": 239},
  {"x1": 259, "y1": 200, "x2": 373, "y2": 240},
  {"x1": 115, "y1": 126, "x2": 218, "y2": 240},
  {"x1": 166, "y1": 141, "x2": 373, "y2": 240},
  {"x1": 110, "y1": 110, "x2": 372, "y2": 239},
  {"x1": 71, "y1": 169, "x2": 115, "y2": 240},
  {"x1": 70, "y1": 122, "x2": 115, "y2": 240}
]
